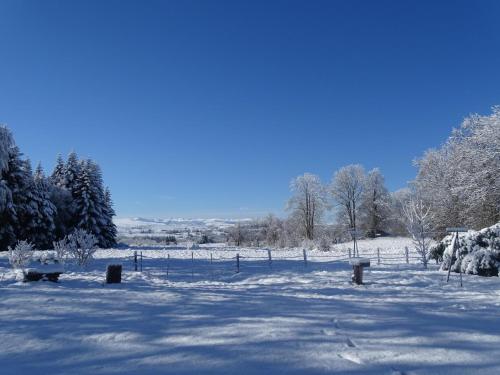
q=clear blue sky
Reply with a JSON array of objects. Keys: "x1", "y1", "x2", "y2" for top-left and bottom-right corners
[{"x1": 1, "y1": 0, "x2": 499, "y2": 218}]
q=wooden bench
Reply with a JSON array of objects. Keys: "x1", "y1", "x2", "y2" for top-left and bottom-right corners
[{"x1": 23, "y1": 263, "x2": 64, "y2": 282}]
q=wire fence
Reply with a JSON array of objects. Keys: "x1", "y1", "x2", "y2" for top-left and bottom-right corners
[{"x1": 122, "y1": 246, "x2": 424, "y2": 282}]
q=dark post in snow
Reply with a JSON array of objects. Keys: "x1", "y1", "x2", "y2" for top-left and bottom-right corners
[
  {"x1": 134, "y1": 251, "x2": 138, "y2": 272},
  {"x1": 140, "y1": 251, "x2": 143, "y2": 272},
  {"x1": 166, "y1": 254, "x2": 170, "y2": 279},
  {"x1": 191, "y1": 251, "x2": 194, "y2": 279},
  {"x1": 348, "y1": 248, "x2": 351, "y2": 259},
  {"x1": 349, "y1": 258, "x2": 370, "y2": 285},
  {"x1": 446, "y1": 227, "x2": 468, "y2": 286},
  {"x1": 106, "y1": 264, "x2": 122, "y2": 284},
  {"x1": 377, "y1": 248, "x2": 380, "y2": 265},
  {"x1": 303, "y1": 249, "x2": 307, "y2": 267},
  {"x1": 268, "y1": 249, "x2": 272, "y2": 268},
  {"x1": 236, "y1": 253, "x2": 240, "y2": 273},
  {"x1": 405, "y1": 247, "x2": 409, "y2": 264}
]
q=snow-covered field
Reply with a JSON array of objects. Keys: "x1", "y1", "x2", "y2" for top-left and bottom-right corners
[{"x1": 1, "y1": 237, "x2": 499, "y2": 374}]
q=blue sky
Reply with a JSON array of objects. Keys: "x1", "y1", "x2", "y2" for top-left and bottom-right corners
[{"x1": 1, "y1": 0, "x2": 499, "y2": 218}]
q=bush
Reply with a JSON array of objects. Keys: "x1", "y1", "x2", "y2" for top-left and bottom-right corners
[
  {"x1": 461, "y1": 250, "x2": 499, "y2": 277},
  {"x1": 55, "y1": 229, "x2": 97, "y2": 267},
  {"x1": 318, "y1": 237, "x2": 331, "y2": 252},
  {"x1": 8, "y1": 240, "x2": 34, "y2": 269},
  {"x1": 439, "y1": 223, "x2": 500, "y2": 277}
]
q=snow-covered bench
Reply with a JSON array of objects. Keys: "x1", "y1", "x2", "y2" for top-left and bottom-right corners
[
  {"x1": 23, "y1": 263, "x2": 64, "y2": 282},
  {"x1": 349, "y1": 257, "x2": 370, "y2": 285}
]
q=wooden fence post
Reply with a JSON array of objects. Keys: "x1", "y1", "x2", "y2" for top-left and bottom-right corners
[
  {"x1": 268, "y1": 249, "x2": 272, "y2": 268},
  {"x1": 191, "y1": 251, "x2": 194, "y2": 279},
  {"x1": 140, "y1": 251, "x2": 143, "y2": 272},
  {"x1": 348, "y1": 248, "x2": 351, "y2": 258},
  {"x1": 377, "y1": 248, "x2": 380, "y2": 265},
  {"x1": 303, "y1": 249, "x2": 307, "y2": 267},
  {"x1": 236, "y1": 253, "x2": 240, "y2": 273},
  {"x1": 405, "y1": 246, "x2": 409, "y2": 264},
  {"x1": 134, "y1": 251, "x2": 138, "y2": 272},
  {"x1": 166, "y1": 254, "x2": 170, "y2": 279}
]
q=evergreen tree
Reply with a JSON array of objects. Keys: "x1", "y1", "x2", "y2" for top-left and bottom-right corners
[
  {"x1": 101, "y1": 187, "x2": 117, "y2": 248},
  {"x1": 51, "y1": 154, "x2": 66, "y2": 187},
  {"x1": 0, "y1": 127, "x2": 17, "y2": 250}
]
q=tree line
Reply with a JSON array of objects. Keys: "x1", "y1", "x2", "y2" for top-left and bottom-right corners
[
  {"x1": 0, "y1": 126, "x2": 117, "y2": 251},
  {"x1": 227, "y1": 106, "x2": 499, "y2": 249}
]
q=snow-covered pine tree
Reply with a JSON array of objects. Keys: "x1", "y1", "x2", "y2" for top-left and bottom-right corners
[
  {"x1": 51, "y1": 154, "x2": 66, "y2": 187},
  {"x1": 28, "y1": 163, "x2": 57, "y2": 249},
  {"x1": 72, "y1": 159, "x2": 111, "y2": 247},
  {"x1": 0, "y1": 126, "x2": 17, "y2": 250},
  {"x1": 101, "y1": 187, "x2": 117, "y2": 248},
  {"x1": 64, "y1": 151, "x2": 81, "y2": 194}
]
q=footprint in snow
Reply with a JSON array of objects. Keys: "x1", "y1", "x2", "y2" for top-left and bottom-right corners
[
  {"x1": 345, "y1": 337, "x2": 356, "y2": 348},
  {"x1": 338, "y1": 352, "x2": 363, "y2": 365}
]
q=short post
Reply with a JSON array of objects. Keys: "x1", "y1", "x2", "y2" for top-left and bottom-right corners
[
  {"x1": 106, "y1": 264, "x2": 122, "y2": 284},
  {"x1": 134, "y1": 251, "x2": 138, "y2": 272},
  {"x1": 140, "y1": 251, "x2": 143, "y2": 272},
  {"x1": 166, "y1": 254, "x2": 170, "y2": 279},
  {"x1": 191, "y1": 251, "x2": 194, "y2": 279},
  {"x1": 268, "y1": 249, "x2": 272, "y2": 268},
  {"x1": 303, "y1": 249, "x2": 307, "y2": 267},
  {"x1": 236, "y1": 253, "x2": 240, "y2": 273},
  {"x1": 348, "y1": 248, "x2": 351, "y2": 258},
  {"x1": 405, "y1": 247, "x2": 409, "y2": 264},
  {"x1": 377, "y1": 248, "x2": 380, "y2": 265},
  {"x1": 349, "y1": 258, "x2": 370, "y2": 285}
]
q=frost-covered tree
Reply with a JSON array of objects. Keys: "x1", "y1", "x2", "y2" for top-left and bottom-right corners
[
  {"x1": 330, "y1": 165, "x2": 366, "y2": 235},
  {"x1": 415, "y1": 106, "x2": 500, "y2": 231},
  {"x1": 287, "y1": 173, "x2": 327, "y2": 240},
  {"x1": 359, "y1": 168, "x2": 391, "y2": 237},
  {"x1": 401, "y1": 196, "x2": 434, "y2": 268},
  {"x1": 8, "y1": 240, "x2": 34, "y2": 269},
  {"x1": 67, "y1": 229, "x2": 98, "y2": 266}
]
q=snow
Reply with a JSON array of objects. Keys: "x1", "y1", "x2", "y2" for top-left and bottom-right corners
[{"x1": 1, "y1": 237, "x2": 499, "y2": 374}]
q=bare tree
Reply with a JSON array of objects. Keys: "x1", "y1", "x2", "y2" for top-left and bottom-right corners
[
  {"x1": 287, "y1": 173, "x2": 327, "y2": 240},
  {"x1": 360, "y1": 168, "x2": 391, "y2": 237},
  {"x1": 330, "y1": 165, "x2": 366, "y2": 234},
  {"x1": 402, "y1": 197, "x2": 434, "y2": 268}
]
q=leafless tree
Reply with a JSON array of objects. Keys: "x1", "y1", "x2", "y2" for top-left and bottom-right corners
[
  {"x1": 287, "y1": 173, "x2": 327, "y2": 240},
  {"x1": 330, "y1": 164, "x2": 366, "y2": 235}
]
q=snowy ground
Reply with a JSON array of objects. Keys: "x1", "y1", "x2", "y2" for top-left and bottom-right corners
[{"x1": 1, "y1": 237, "x2": 499, "y2": 374}]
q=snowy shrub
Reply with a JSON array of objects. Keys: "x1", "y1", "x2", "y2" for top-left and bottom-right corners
[
  {"x1": 460, "y1": 250, "x2": 499, "y2": 277},
  {"x1": 318, "y1": 236, "x2": 331, "y2": 252},
  {"x1": 438, "y1": 223, "x2": 500, "y2": 277},
  {"x1": 66, "y1": 229, "x2": 98, "y2": 267},
  {"x1": 8, "y1": 240, "x2": 34, "y2": 269},
  {"x1": 53, "y1": 236, "x2": 76, "y2": 264}
]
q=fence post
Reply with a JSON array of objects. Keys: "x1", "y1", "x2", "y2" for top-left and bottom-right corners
[
  {"x1": 303, "y1": 249, "x2": 307, "y2": 267},
  {"x1": 166, "y1": 254, "x2": 170, "y2": 279},
  {"x1": 268, "y1": 249, "x2": 272, "y2": 268},
  {"x1": 134, "y1": 251, "x2": 138, "y2": 272},
  {"x1": 377, "y1": 248, "x2": 380, "y2": 265},
  {"x1": 348, "y1": 248, "x2": 351, "y2": 259},
  {"x1": 140, "y1": 251, "x2": 143, "y2": 272},
  {"x1": 191, "y1": 251, "x2": 194, "y2": 279},
  {"x1": 236, "y1": 253, "x2": 240, "y2": 273},
  {"x1": 405, "y1": 246, "x2": 409, "y2": 264}
]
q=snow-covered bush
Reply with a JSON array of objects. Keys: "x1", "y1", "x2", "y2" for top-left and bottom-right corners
[
  {"x1": 436, "y1": 223, "x2": 500, "y2": 277},
  {"x1": 461, "y1": 250, "x2": 499, "y2": 277},
  {"x1": 61, "y1": 229, "x2": 98, "y2": 267},
  {"x1": 318, "y1": 236, "x2": 331, "y2": 252},
  {"x1": 8, "y1": 240, "x2": 34, "y2": 269},
  {"x1": 53, "y1": 236, "x2": 76, "y2": 264}
]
